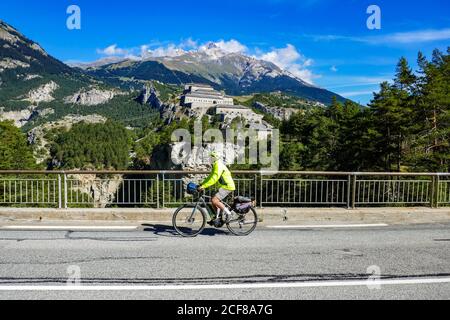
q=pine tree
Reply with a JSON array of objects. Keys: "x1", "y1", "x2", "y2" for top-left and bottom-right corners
[
  {"x1": 411, "y1": 49, "x2": 450, "y2": 170},
  {"x1": 394, "y1": 57, "x2": 416, "y2": 91},
  {"x1": 369, "y1": 82, "x2": 404, "y2": 170}
]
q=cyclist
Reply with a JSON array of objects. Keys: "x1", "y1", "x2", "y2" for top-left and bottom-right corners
[{"x1": 197, "y1": 151, "x2": 235, "y2": 223}]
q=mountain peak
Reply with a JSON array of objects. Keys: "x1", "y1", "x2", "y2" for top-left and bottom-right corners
[
  {"x1": 204, "y1": 42, "x2": 219, "y2": 50},
  {"x1": 0, "y1": 20, "x2": 72, "y2": 75},
  {"x1": 197, "y1": 42, "x2": 228, "y2": 59}
]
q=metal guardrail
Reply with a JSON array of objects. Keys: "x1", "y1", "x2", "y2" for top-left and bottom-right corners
[
  {"x1": 355, "y1": 179, "x2": 431, "y2": 205},
  {"x1": 438, "y1": 179, "x2": 450, "y2": 205},
  {"x1": 0, "y1": 171, "x2": 449, "y2": 209}
]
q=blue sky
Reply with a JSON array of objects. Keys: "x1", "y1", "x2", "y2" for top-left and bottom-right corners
[{"x1": 1, "y1": 0, "x2": 449, "y2": 104}]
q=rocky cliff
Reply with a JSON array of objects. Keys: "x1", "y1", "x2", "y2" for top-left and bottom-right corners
[
  {"x1": 64, "y1": 88, "x2": 125, "y2": 106},
  {"x1": 23, "y1": 81, "x2": 59, "y2": 103},
  {"x1": 136, "y1": 83, "x2": 184, "y2": 124},
  {"x1": 0, "y1": 106, "x2": 54, "y2": 127},
  {"x1": 68, "y1": 173, "x2": 123, "y2": 208},
  {"x1": 253, "y1": 101, "x2": 300, "y2": 121}
]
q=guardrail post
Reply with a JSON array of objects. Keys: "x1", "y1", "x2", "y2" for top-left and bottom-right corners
[
  {"x1": 351, "y1": 174, "x2": 357, "y2": 209},
  {"x1": 156, "y1": 174, "x2": 160, "y2": 209},
  {"x1": 346, "y1": 174, "x2": 351, "y2": 209},
  {"x1": 259, "y1": 172, "x2": 263, "y2": 209},
  {"x1": 254, "y1": 174, "x2": 258, "y2": 207},
  {"x1": 162, "y1": 172, "x2": 165, "y2": 208},
  {"x1": 431, "y1": 174, "x2": 440, "y2": 208},
  {"x1": 58, "y1": 174, "x2": 62, "y2": 209},
  {"x1": 436, "y1": 175, "x2": 440, "y2": 208},
  {"x1": 63, "y1": 173, "x2": 68, "y2": 209},
  {"x1": 430, "y1": 175, "x2": 436, "y2": 208},
  {"x1": 436, "y1": 174, "x2": 441, "y2": 208}
]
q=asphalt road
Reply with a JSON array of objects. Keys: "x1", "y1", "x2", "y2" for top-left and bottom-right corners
[{"x1": 0, "y1": 223, "x2": 449, "y2": 300}]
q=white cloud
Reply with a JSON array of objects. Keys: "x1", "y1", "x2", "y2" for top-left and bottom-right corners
[
  {"x1": 213, "y1": 39, "x2": 247, "y2": 53},
  {"x1": 310, "y1": 28, "x2": 450, "y2": 45},
  {"x1": 141, "y1": 44, "x2": 186, "y2": 58},
  {"x1": 369, "y1": 28, "x2": 450, "y2": 44},
  {"x1": 197, "y1": 39, "x2": 248, "y2": 57},
  {"x1": 257, "y1": 44, "x2": 315, "y2": 84},
  {"x1": 180, "y1": 38, "x2": 198, "y2": 49},
  {"x1": 96, "y1": 44, "x2": 129, "y2": 56},
  {"x1": 140, "y1": 45, "x2": 150, "y2": 57},
  {"x1": 339, "y1": 90, "x2": 376, "y2": 98},
  {"x1": 324, "y1": 76, "x2": 393, "y2": 89}
]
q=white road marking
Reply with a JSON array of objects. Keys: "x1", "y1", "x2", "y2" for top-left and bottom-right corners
[
  {"x1": 0, "y1": 226, "x2": 138, "y2": 231},
  {"x1": 266, "y1": 224, "x2": 389, "y2": 229},
  {"x1": 0, "y1": 277, "x2": 449, "y2": 291},
  {"x1": 0, "y1": 224, "x2": 389, "y2": 231}
]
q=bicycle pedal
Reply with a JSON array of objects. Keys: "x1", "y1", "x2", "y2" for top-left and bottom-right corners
[{"x1": 213, "y1": 218, "x2": 224, "y2": 228}]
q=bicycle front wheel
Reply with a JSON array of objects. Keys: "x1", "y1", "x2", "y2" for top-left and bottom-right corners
[
  {"x1": 173, "y1": 204, "x2": 207, "y2": 237},
  {"x1": 226, "y1": 207, "x2": 258, "y2": 236}
]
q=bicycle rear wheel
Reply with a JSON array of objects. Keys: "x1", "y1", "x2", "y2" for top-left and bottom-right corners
[
  {"x1": 173, "y1": 204, "x2": 207, "y2": 237},
  {"x1": 226, "y1": 207, "x2": 258, "y2": 236}
]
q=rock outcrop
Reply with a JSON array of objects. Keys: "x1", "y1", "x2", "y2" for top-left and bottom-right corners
[
  {"x1": 64, "y1": 88, "x2": 124, "y2": 106},
  {"x1": 24, "y1": 81, "x2": 59, "y2": 103},
  {"x1": 24, "y1": 74, "x2": 42, "y2": 81},
  {"x1": 0, "y1": 106, "x2": 35, "y2": 127},
  {"x1": 136, "y1": 84, "x2": 181, "y2": 124},
  {"x1": 68, "y1": 173, "x2": 123, "y2": 208},
  {"x1": 38, "y1": 108, "x2": 55, "y2": 118},
  {"x1": 0, "y1": 58, "x2": 30, "y2": 72},
  {"x1": 0, "y1": 106, "x2": 55, "y2": 127},
  {"x1": 137, "y1": 84, "x2": 163, "y2": 109}
]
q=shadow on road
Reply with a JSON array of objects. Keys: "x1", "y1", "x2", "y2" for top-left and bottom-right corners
[{"x1": 141, "y1": 224, "x2": 229, "y2": 237}]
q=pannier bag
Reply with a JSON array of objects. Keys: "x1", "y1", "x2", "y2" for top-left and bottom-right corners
[
  {"x1": 234, "y1": 196, "x2": 252, "y2": 214},
  {"x1": 187, "y1": 182, "x2": 198, "y2": 195}
]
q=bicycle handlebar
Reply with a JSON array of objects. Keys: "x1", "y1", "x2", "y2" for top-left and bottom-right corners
[{"x1": 196, "y1": 189, "x2": 211, "y2": 199}]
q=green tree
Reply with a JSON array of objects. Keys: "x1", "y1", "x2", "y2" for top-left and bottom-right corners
[
  {"x1": 0, "y1": 120, "x2": 37, "y2": 169},
  {"x1": 409, "y1": 49, "x2": 450, "y2": 171},
  {"x1": 133, "y1": 132, "x2": 161, "y2": 168},
  {"x1": 49, "y1": 120, "x2": 132, "y2": 170},
  {"x1": 281, "y1": 107, "x2": 337, "y2": 170},
  {"x1": 369, "y1": 82, "x2": 406, "y2": 170}
]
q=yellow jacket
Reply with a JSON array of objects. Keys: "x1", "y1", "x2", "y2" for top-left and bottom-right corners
[{"x1": 201, "y1": 160, "x2": 235, "y2": 191}]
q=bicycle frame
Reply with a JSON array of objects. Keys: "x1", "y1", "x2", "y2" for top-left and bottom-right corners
[{"x1": 190, "y1": 193, "x2": 232, "y2": 221}]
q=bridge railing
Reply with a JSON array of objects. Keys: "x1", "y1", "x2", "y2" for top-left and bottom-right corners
[{"x1": 0, "y1": 171, "x2": 449, "y2": 209}]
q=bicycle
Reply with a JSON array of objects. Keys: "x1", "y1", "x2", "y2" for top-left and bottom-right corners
[{"x1": 172, "y1": 187, "x2": 258, "y2": 237}]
